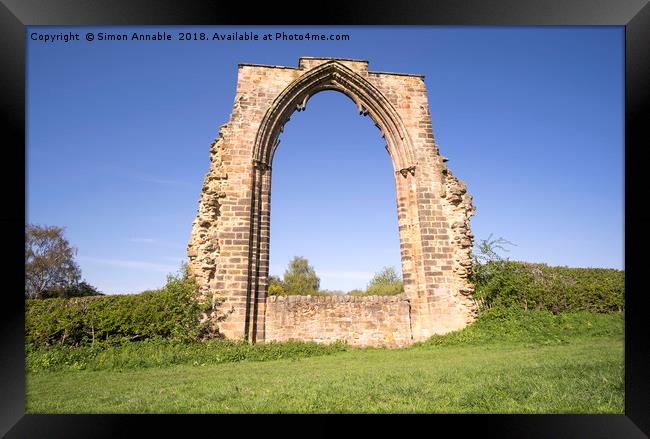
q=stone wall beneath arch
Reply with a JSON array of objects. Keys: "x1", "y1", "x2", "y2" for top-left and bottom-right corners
[{"x1": 265, "y1": 294, "x2": 412, "y2": 348}]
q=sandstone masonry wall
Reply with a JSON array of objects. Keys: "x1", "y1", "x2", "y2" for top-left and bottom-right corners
[{"x1": 265, "y1": 295, "x2": 412, "y2": 348}]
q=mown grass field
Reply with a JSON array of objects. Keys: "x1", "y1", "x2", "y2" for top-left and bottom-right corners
[{"x1": 26, "y1": 309, "x2": 624, "y2": 414}]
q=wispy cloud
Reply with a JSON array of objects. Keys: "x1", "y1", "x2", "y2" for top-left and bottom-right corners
[
  {"x1": 99, "y1": 165, "x2": 196, "y2": 189},
  {"x1": 80, "y1": 257, "x2": 178, "y2": 273},
  {"x1": 137, "y1": 175, "x2": 195, "y2": 188},
  {"x1": 126, "y1": 238, "x2": 187, "y2": 251},
  {"x1": 318, "y1": 270, "x2": 374, "y2": 280},
  {"x1": 129, "y1": 237, "x2": 157, "y2": 244}
]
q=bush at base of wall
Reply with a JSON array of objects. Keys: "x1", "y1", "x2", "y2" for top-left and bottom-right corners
[
  {"x1": 473, "y1": 261, "x2": 624, "y2": 313},
  {"x1": 26, "y1": 270, "x2": 209, "y2": 348}
]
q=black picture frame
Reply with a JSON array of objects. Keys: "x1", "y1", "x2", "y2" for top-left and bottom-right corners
[{"x1": 2, "y1": 0, "x2": 648, "y2": 437}]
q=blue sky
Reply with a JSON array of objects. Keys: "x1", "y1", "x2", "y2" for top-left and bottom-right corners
[{"x1": 27, "y1": 26, "x2": 624, "y2": 294}]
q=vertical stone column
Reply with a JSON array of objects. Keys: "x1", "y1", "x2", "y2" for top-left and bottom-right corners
[
  {"x1": 365, "y1": 69, "x2": 477, "y2": 340},
  {"x1": 247, "y1": 160, "x2": 271, "y2": 343},
  {"x1": 401, "y1": 76, "x2": 477, "y2": 338},
  {"x1": 393, "y1": 167, "x2": 426, "y2": 339},
  {"x1": 256, "y1": 166, "x2": 272, "y2": 341},
  {"x1": 188, "y1": 63, "x2": 300, "y2": 340}
]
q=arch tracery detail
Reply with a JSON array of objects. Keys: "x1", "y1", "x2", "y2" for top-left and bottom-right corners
[
  {"x1": 252, "y1": 61, "x2": 417, "y2": 174},
  {"x1": 187, "y1": 58, "x2": 477, "y2": 347}
]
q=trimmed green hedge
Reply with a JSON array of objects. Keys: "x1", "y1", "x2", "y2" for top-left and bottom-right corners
[
  {"x1": 473, "y1": 261, "x2": 624, "y2": 313},
  {"x1": 26, "y1": 271, "x2": 208, "y2": 347}
]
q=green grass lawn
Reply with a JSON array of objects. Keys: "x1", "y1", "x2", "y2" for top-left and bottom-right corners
[{"x1": 26, "y1": 309, "x2": 624, "y2": 414}]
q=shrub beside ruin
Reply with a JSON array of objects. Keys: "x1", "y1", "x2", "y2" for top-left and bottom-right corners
[
  {"x1": 26, "y1": 271, "x2": 209, "y2": 347},
  {"x1": 473, "y1": 261, "x2": 624, "y2": 313}
]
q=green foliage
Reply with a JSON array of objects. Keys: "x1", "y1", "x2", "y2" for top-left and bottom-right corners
[
  {"x1": 472, "y1": 234, "x2": 515, "y2": 264},
  {"x1": 27, "y1": 308, "x2": 623, "y2": 373},
  {"x1": 317, "y1": 289, "x2": 345, "y2": 296},
  {"x1": 470, "y1": 233, "x2": 516, "y2": 287},
  {"x1": 66, "y1": 281, "x2": 103, "y2": 297},
  {"x1": 473, "y1": 261, "x2": 624, "y2": 314},
  {"x1": 346, "y1": 289, "x2": 365, "y2": 296},
  {"x1": 369, "y1": 266, "x2": 401, "y2": 285},
  {"x1": 26, "y1": 266, "x2": 210, "y2": 347},
  {"x1": 367, "y1": 266, "x2": 403, "y2": 296},
  {"x1": 349, "y1": 266, "x2": 404, "y2": 296},
  {"x1": 28, "y1": 335, "x2": 624, "y2": 414},
  {"x1": 27, "y1": 309, "x2": 623, "y2": 414},
  {"x1": 39, "y1": 281, "x2": 103, "y2": 299},
  {"x1": 268, "y1": 274, "x2": 337, "y2": 296},
  {"x1": 267, "y1": 284, "x2": 286, "y2": 296},
  {"x1": 267, "y1": 275, "x2": 286, "y2": 296},
  {"x1": 417, "y1": 307, "x2": 623, "y2": 347},
  {"x1": 282, "y1": 256, "x2": 320, "y2": 295},
  {"x1": 470, "y1": 233, "x2": 623, "y2": 313},
  {"x1": 365, "y1": 283, "x2": 403, "y2": 296},
  {"x1": 26, "y1": 338, "x2": 349, "y2": 373}
]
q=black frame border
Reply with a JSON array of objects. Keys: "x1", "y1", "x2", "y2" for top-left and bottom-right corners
[{"x1": 2, "y1": 1, "x2": 648, "y2": 437}]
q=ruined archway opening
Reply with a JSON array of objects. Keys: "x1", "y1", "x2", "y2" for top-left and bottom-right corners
[
  {"x1": 188, "y1": 58, "x2": 477, "y2": 347},
  {"x1": 268, "y1": 90, "x2": 403, "y2": 296}
]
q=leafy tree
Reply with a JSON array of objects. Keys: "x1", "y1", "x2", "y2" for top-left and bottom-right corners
[
  {"x1": 67, "y1": 281, "x2": 103, "y2": 297},
  {"x1": 365, "y1": 266, "x2": 404, "y2": 296},
  {"x1": 470, "y1": 233, "x2": 516, "y2": 287},
  {"x1": 472, "y1": 233, "x2": 515, "y2": 265},
  {"x1": 347, "y1": 289, "x2": 365, "y2": 296},
  {"x1": 318, "y1": 289, "x2": 345, "y2": 295},
  {"x1": 40, "y1": 281, "x2": 103, "y2": 299},
  {"x1": 25, "y1": 224, "x2": 82, "y2": 299},
  {"x1": 267, "y1": 275, "x2": 286, "y2": 296},
  {"x1": 369, "y1": 266, "x2": 401, "y2": 285},
  {"x1": 283, "y1": 256, "x2": 320, "y2": 295}
]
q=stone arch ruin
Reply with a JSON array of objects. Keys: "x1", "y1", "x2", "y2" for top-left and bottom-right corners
[{"x1": 188, "y1": 57, "x2": 477, "y2": 347}]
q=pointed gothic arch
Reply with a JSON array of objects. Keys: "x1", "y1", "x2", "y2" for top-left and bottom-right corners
[
  {"x1": 188, "y1": 58, "x2": 477, "y2": 347},
  {"x1": 252, "y1": 61, "x2": 417, "y2": 174}
]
